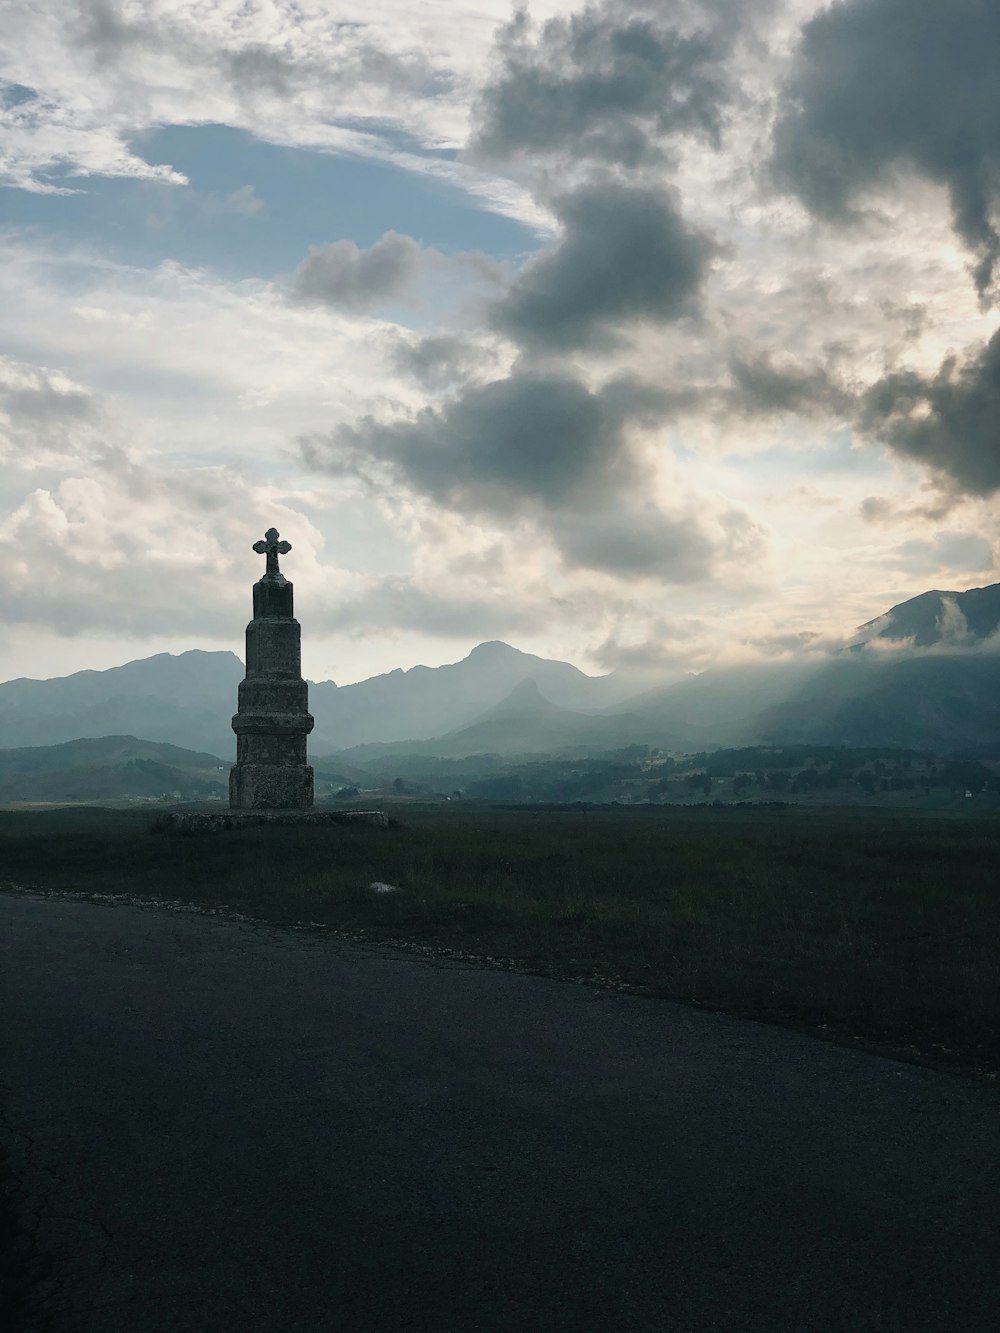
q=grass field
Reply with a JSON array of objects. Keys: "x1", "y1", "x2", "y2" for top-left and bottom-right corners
[{"x1": 1, "y1": 801, "x2": 997, "y2": 1081}]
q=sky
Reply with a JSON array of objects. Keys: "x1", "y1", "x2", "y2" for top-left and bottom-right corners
[{"x1": 1, "y1": 0, "x2": 999, "y2": 687}]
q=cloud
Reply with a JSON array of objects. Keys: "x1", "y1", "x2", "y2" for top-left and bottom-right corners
[
  {"x1": 291, "y1": 231, "x2": 425, "y2": 311},
  {"x1": 76, "y1": 0, "x2": 454, "y2": 106},
  {"x1": 388, "y1": 334, "x2": 497, "y2": 390},
  {"x1": 290, "y1": 233, "x2": 500, "y2": 314},
  {"x1": 935, "y1": 594, "x2": 973, "y2": 646},
  {"x1": 471, "y1": 2, "x2": 738, "y2": 168},
  {"x1": 718, "y1": 508, "x2": 769, "y2": 564},
  {"x1": 745, "y1": 630, "x2": 824, "y2": 657},
  {"x1": 492, "y1": 178, "x2": 719, "y2": 351},
  {"x1": 203, "y1": 185, "x2": 265, "y2": 218},
  {"x1": 0, "y1": 347, "x2": 341, "y2": 644},
  {"x1": 551, "y1": 502, "x2": 717, "y2": 582},
  {"x1": 0, "y1": 455, "x2": 324, "y2": 638},
  {"x1": 888, "y1": 532, "x2": 995, "y2": 577},
  {"x1": 725, "y1": 347, "x2": 853, "y2": 418},
  {"x1": 300, "y1": 365, "x2": 739, "y2": 584},
  {"x1": 589, "y1": 617, "x2": 708, "y2": 673},
  {"x1": 859, "y1": 494, "x2": 956, "y2": 525},
  {"x1": 16, "y1": 0, "x2": 999, "y2": 685},
  {"x1": 859, "y1": 496, "x2": 904, "y2": 525},
  {"x1": 771, "y1": 0, "x2": 1000, "y2": 296},
  {"x1": 317, "y1": 575, "x2": 552, "y2": 639},
  {"x1": 859, "y1": 327, "x2": 1000, "y2": 498},
  {"x1": 0, "y1": 0, "x2": 499, "y2": 213},
  {"x1": 304, "y1": 369, "x2": 643, "y2": 516},
  {"x1": 0, "y1": 355, "x2": 103, "y2": 465},
  {"x1": 0, "y1": 83, "x2": 187, "y2": 193}
]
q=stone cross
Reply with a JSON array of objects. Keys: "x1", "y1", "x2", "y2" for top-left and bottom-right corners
[{"x1": 253, "y1": 527, "x2": 291, "y2": 578}]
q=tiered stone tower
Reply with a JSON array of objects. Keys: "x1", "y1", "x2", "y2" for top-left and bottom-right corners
[{"x1": 230, "y1": 528, "x2": 314, "y2": 809}]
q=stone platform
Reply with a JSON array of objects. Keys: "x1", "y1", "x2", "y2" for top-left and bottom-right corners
[{"x1": 153, "y1": 809, "x2": 389, "y2": 835}]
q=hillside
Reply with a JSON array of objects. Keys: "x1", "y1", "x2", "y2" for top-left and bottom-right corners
[
  {"x1": 621, "y1": 643, "x2": 1000, "y2": 753},
  {"x1": 754, "y1": 652, "x2": 1000, "y2": 750},
  {"x1": 848, "y1": 583, "x2": 1000, "y2": 650},
  {"x1": 340, "y1": 678, "x2": 666, "y2": 762},
  {"x1": 0, "y1": 736, "x2": 229, "y2": 804}
]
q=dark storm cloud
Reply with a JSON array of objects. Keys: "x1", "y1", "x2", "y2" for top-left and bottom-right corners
[
  {"x1": 726, "y1": 349, "x2": 853, "y2": 418},
  {"x1": 493, "y1": 180, "x2": 719, "y2": 351},
  {"x1": 291, "y1": 232, "x2": 423, "y2": 311},
  {"x1": 471, "y1": 2, "x2": 736, "y2": 168},
  {"x1": 301, "y1": 367, "x2": 723, "y2": 582},
  {"x1": 771, "y1": 0, "x2": 1000, "y2": 296},
  {"x1": 552, "y1": 504, "x2": 717, "y2": 582},
  {"x1": 302, "y1": 369, "x2": 642, "y2": 515},
  {"x1": 859, "y1": 328, "x2": 1000, "y2": 498},
  {"x1": 292, "y1": 0, "x2": 731, "y2": 589}
]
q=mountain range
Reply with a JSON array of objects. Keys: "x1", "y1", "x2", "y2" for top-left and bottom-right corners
[
  {"x1": 0, "y1": 639, "x2": 642, "y2": 759},
  {"x1": 2, "y1": 583, "x2": 1000, "y2": 761}
]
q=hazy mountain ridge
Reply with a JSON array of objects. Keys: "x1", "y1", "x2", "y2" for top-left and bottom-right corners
[
  {"x1": 309, "y1": 641, "x2": 637, "y2": 749},
  {"x1": 0, "y1": 641, "x2": 633, "y2": 757},
  {"x1": 341, "y1": 678, "x2": 667, "y2": 761},
  {"x1": 621, "y1": 651, "x2": 1000, "y2": 753},
  {"x1": 3, "y1": 583, "x2": 1000, "y2": 760},
  {"x1": 329, "y1": 585, "x2": 1000, "y2": 760},
  {"x1": 0, "y1": 651, "x2": 244, "y2": 757}
]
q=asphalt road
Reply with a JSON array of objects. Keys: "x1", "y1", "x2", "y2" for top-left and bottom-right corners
[{"x1": 2, "y1": 891, "x2": 997, "y2": 1333}]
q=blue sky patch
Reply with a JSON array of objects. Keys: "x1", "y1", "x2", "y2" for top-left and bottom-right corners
[{"x1": 1, "y1": 124, "x2": 538, "y2": 281}]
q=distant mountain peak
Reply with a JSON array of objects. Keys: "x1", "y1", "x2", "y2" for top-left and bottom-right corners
[
  {"x1": 849, "y1": 582, "x2": 1000, "y2": 651},
  {"x1": 486, "y1": 677, "x2": 559, "y2": 717},
  {"x1": 465, "y1": 640, "x2": 522, "y2": 661}
]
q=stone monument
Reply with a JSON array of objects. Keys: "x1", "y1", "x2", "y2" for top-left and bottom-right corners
[
  {"x1": 229, "y1": 527, "x2": 315, "y2": 809},
  {"x1": 153, "y1": 526, "x2": 387, "y2": 832}
]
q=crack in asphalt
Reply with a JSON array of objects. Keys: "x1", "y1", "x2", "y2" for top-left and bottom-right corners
[
  {"x1": 1, "y1": 1094, "x2": 60, "y2": 1330},
  {"x1": 1, "y1": 1070, "x2": 118, "y2": 1330}
]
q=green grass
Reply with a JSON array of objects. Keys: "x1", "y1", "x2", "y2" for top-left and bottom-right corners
[{"x1": 1, "y1": 802, "x2": 998, "y2": 1080}]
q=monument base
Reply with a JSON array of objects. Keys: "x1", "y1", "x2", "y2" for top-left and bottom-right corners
[
  {"x1": 229, "y1": 764, "x2": 314, "y2": 810},
  {"x1": 153, "y1": 809, "x2": 388, "y2": 835}
]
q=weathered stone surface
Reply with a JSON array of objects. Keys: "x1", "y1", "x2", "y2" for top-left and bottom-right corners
[
  {"x1": 228, "y1": 762, "x2": 313, "y2": 809},
  {"x1": 245, "y1": 618, "x2": 303, "y2": 676},
  {"x1": 230, "y1": 528, "x2": 315, "y2": 810},
  {"x1": 153, "y1": 809, "x2": 389, "y2": 834},
  {"x1": 252, "y1": 578, "x2": 293, "y2": 619}
]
